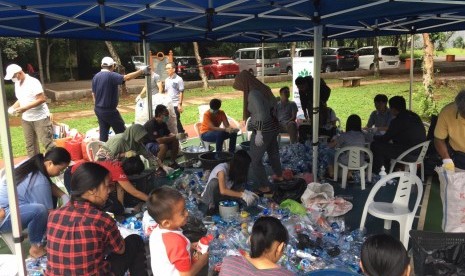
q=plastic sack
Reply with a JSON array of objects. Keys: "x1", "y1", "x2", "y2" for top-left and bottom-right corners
[
  {"x1": 134, "y1": 97, "x2": 147, "y2": 125},
  {"x1": 301, "y1": 182, "x2": 334, "y2": 202},
  {"x1": 142, "y1": 210, "x2": 157, "y2": 237},
  {"x1": 181, "y1": 214, "x2": 207, "y2": 242},
  {"x1": 272, "y1": 177, "x2": 307, "y2": 204},
  {"x1": 301, "y1": 182, "x2": 353, "y2": 217},
  {"x1": 436, "y1": 167, "x2": 465, "y2": 232},
  {"x1": 280, "y1": 199, "x2": 307, "y2": 216},
  {"x1": 410, "y1": 230, "x2": 465, "y2": 276}
]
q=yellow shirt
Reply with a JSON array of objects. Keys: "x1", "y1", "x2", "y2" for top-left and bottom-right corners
[{"x1": 434, "y1": 102, "x2": 465, "y2": 152}]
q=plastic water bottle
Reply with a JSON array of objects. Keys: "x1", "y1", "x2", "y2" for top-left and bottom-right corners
[{"x1": 379, "y1": 166, "x2": 387, "y2": 178}]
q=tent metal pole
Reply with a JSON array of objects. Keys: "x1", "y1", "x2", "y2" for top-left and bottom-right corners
[
  {"x1": 312, "y1": 25, "x2": 323, "y2": 179},
  {"x1": 143, "y1": 39, "x2": 153, "y2": 120},
  {"x1": 409, "y1": 33, "x2": 414, "y2": 110},
  {"x1": 261, "y1": 42, "x2": 265, "y2": 83},
  {"x1": 0, "y1": 49, "x2": 27, "y2": 276}
]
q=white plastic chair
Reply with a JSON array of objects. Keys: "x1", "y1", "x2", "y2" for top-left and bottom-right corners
[
  {"x1": 333, "y1": 146, "x2": 373, "y2": 190},
  {"x1": 0, "y1": 230, "x2": 27, "y2": 254},
  {"x1": 86, "y1": 140, "x2": 105, "y2": 161},
  {"x1": 198, "y1": 104, "x2": 210, "y2": 122},
  {"x1": 360, "y1": 171, "x2": 423, "y2": 248},
  {"x1": 193, "y1": 122, "x2": 211, "y2": 149},
  {"x1": 389, "y1": 140, "x2": 430, "y2": 181}
]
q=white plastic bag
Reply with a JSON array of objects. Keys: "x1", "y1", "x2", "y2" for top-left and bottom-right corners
[
  {"x1": 300, "y1": 182, "x2": 353, "y2": 217},
  {"x1": 436, "y1": 167, "x2": 465, "y2": 232},
  {"x1": 134, "y1": 97, "x2": 147, "y2": 125}
]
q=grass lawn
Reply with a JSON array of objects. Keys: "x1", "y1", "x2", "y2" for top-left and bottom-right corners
[{"x1": 3, "y1": 79, "x2": 465, "y2": 157}]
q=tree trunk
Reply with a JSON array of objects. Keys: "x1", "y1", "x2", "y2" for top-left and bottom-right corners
[
  {"x1": 422, "y1": 33, "x2": 434, "y2": 97},
  {"x1": 373, "y1": 36, "x2": 380, "y2": 78},
  {"x1": 193, "y1": 42, "x2": 208, "y2": 90},
  {"x1": 46, "y1": 39, "x2": 54, "y2": 83},
  {"x1": 105, "y1": 41, "x2": 128, "y2": 95},
  {"x1": 393, "y1": 35, "x2": 400, "y2": 47}
]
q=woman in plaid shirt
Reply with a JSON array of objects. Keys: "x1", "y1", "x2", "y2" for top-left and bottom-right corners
[{"x1": 46, "y1": 162, "x2": 147, "y2": 276}]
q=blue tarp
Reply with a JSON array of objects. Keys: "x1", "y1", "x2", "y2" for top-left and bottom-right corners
[{"x1": 0, "y1": 0, "x2": 463, "y2": 42}]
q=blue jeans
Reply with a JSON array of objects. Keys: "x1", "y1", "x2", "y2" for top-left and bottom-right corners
[
  {"x1": 201, "y1": 131, "x2": 237, "y2": 152},
  {"x1": 0, "y1": 204, "x2": 48, "y2": 244}
]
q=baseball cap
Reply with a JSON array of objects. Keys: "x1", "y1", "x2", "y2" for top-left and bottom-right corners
[
  {"x1": 101, "y1": 57, "x2": 115, "y2": 66},
  {"x1": 4, "y1": 64, "x2": 22, "y2": 80}
]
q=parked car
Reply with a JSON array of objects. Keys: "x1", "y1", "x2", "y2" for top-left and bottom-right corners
[
  {"x1": 201, "y1": 57, "x2": 240, "y2": 79},
  {"x1": 233, "y1": 47, "x2": 280, "y2": 76},
  {"x1": 278, "y1": 48, "x2": 314, "y2": 75},
  {"x1": 173, "y1": 56, "x2": 201, "y2": 80},
  {"x1": 357, "y1": 46, "x2": 400, "y2": 70},
  {"x1": 321, "y1": 47, "x2": 359, "y2": 72}
]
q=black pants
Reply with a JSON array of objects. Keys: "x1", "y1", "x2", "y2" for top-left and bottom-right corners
[
  {"x1": 94, "y1": 107, "x2": 126, "y2": 142},
  {"x1": 370, "y1": 141, "x2": 407, "y2": 174},
  {"x1": 108, "y1": 234, "x2": 148, "y2": 276},
  {"x1": 174, "y1": 106, "x2": 185, "y2": 134}
]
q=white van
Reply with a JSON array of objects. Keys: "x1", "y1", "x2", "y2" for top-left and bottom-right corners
[
  {"x1": 278, "y1": 48, "x2": 314, "y2": 75},
  {"x1": 233, "y1": 47, "x2": 280, "y2": 76},
  {"x1": 357, "y1": 46, "x2": 400, "y2": 70}
]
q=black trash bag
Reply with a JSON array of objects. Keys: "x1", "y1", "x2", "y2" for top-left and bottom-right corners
[
  {"x1": 411, "y1": 230, "x2": 465, "y2": 276},
  {"x1": 422, "y1": 243, "x2": 465, "y2": 276},
  {"x1": 181, "y1": 214, "x2": 207, "y2": 242},
  {"x1": 272, "y1": 177, "x2": 307, "y2": 204}
]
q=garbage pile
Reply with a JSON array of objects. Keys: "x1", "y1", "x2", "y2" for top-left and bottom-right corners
[{"x1": 198, "y1": 197, "x2": 364, "y2": 275}]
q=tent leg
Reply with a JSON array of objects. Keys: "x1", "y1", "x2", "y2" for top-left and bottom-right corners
[
  {"x1": 409, "y1": 33, "x2": 414, "y2": 110},
  {"x1": 143, "y1": 39, "x2": 153, "y2": 120},
  {"x1": 0, "y1": 48, "x2": 27, "y2": 276},
  {"x1": 312, "y1": 25, "x2": 323, "y2": 179}
]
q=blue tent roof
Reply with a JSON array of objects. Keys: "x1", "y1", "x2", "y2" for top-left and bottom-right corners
[{"x1": 0, "y1": 0, "x2": 464, "y2": 42}]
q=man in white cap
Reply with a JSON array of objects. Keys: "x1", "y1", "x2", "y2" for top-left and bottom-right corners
[
  {"x1": 92, "y1": 56, "x2": 149, "y2": 142},
  {"x1": 5, "y1": 63, "x2": 55, "y2": 157}
]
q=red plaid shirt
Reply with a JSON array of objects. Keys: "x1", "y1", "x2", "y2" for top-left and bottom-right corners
[{"x1": 46, "y1": 200, "x2": 124, "y2": 276}]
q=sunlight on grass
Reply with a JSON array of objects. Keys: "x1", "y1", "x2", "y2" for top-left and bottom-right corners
[{"x1": 3, "y1": 79, "x2": 465, "y2": 157}]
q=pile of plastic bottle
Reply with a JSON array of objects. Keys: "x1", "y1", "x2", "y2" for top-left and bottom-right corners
[
  {"x1": 26, "y1": 256, "x2": 47, "y2": 276},
  {"x1": 203, "y1": 197, "x2": 364, "y2": 275}
]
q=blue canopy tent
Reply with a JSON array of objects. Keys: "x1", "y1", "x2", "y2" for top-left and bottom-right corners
[{"x1": 1, "y1": 1, "x2": 465, "y2": 274}]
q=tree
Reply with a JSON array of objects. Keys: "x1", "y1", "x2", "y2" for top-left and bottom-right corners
[
  {"x1": 0, "y1": 38, "x2": 34, "y2": 60},
  {"x1": 430, "y1": 32, "x2": 455, "y2": 51},
  {"x1": 418, "y1": 33, "x2": 438, "y2": 118},
  {"x1": 193, "y1": 42, "x2": 208, "y2": 90},
  {"x1": 105, "y1": 41, "x2": 128, "y2": 95},
  {"x1": 422, "y1": 33, "x2": 434, "y2": 97},
  {"x1": 453, "y1": 36, "x2": 464, "y2": 49}
]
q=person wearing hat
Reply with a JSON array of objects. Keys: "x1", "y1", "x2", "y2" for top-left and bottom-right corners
[
  {"x1": 92, "y1": 56, "x2": 150, "y2": 142},
  {"x1": 5, "y1": 63, "x2": 55, "y2": 157}
]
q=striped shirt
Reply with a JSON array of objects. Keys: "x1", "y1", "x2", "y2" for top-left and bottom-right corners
[
  {"x1": 247, "y1": 90, "x2": 279, "y2": 133},
  {"x1": 219, "y1": 255, "x2": 293, "y2": 276}
]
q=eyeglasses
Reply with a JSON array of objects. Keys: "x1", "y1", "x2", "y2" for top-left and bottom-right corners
[{"x1": 165, "y1": 67, "x2": 173, "y2": 70}]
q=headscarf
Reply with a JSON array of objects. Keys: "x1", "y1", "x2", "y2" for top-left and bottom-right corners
[
  {"x1": 233, "y1": 70, "x2": 276, "y2": 120},
  {"x1": 105, "y1": 124, "x2": 147, "y2": 158}
]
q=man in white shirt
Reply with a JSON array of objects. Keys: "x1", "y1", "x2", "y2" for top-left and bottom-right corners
[
  {"x1": 5, "y1": 64, "x2": 55, "y2": 157},
  {"x1": 164, "y1": 62, "x2": 186, "y2": 136}
]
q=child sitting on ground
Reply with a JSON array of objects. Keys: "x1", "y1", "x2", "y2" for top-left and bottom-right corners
[
  {"x1": 199, "y1": 150, "x2": 258, "y2": 215},
  {"x1": 147, "y1": 186, "x2": 208, "y2": 276},
  {"x1": 220, "y1": 216, "x2": 293, "y2": 275},
  {"x1": 360, "y1": 233, "x2": 411, "y2": 276}
]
